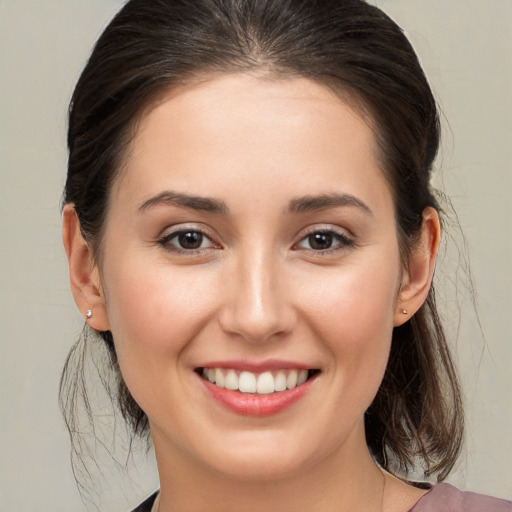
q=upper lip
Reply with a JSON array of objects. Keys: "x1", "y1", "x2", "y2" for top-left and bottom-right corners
[{"x1": 196, "y1": 359, "x2": 316, "y2": 372}]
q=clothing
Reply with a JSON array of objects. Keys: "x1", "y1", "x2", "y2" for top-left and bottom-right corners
[
  {"x1": 409, "y1": 483, "x2": 512, "y2": 511},
  {"x1": 131, "y1": 492, "x2": 157, "y2": 512},
  {"x1": 131, "y1": 484, "x2": 512, "y2": 512}
]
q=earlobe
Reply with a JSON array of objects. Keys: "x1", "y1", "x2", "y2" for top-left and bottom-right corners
[
  {"x1": 62, "y1": 204, "x2": 111, "y2": 331},
  {"x1": 394, "y1": 207, "x2": 441, "y2": 326}
]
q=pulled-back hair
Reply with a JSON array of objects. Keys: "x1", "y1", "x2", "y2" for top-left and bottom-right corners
[{"x1": 61, "y1": 0, "x2": 463, "y2": 482}]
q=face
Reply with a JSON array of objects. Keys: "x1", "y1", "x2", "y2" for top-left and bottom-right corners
[{"x1": 97, "y1": 74, "x2": 404, "y2": 480}]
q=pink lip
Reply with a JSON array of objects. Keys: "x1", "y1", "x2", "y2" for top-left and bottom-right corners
[
  {"x1": 198, "y1": 359, "x2": 312, "y2": 372},
  {"x1": 198, "y1": 369, "x2": 318, "y2": 417}
]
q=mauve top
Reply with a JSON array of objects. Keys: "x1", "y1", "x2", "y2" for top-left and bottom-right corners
[
  {"x1": 409, "y1": 483, "x2": 512, "y2": 511},
  {"x1": 132, "y1": 484, "x2": 512, "y2": 511}
]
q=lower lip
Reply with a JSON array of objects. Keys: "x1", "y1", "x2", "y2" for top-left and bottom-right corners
[{"x1": 200, "y1": 375, "x2": 316, "y2": 417}]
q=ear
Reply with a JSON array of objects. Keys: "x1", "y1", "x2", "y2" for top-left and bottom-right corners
[
  {"x1": 394, "y1": 207, "x2": 441, "y2": 326},
  {"x1": 62, "y1": 204, "x2": 111, "y2": 331}
]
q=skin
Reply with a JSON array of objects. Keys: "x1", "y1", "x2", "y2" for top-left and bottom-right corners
[{"x1": 63, "y1": 74, "x2": 440, "y2": 512}]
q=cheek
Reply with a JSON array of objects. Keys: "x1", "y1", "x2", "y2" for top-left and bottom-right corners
[
  {"x1": 101, "y1": 254, "x2": 218, "y2": 379},
  {"x1": 297, "y1": 256, "x2": 399, "y2": 404},
  {"x1": 300, "y1": 258, "x2": 398, "y2": 340}
]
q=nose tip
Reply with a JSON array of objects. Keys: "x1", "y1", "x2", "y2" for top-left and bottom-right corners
[{"x1": 218, "y1": 261, "x2": 295, "y2": 343}]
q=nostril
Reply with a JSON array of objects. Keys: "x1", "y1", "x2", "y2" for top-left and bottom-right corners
[{"x1": 218, "y1": 307, "x2": 296, "y2": 344}]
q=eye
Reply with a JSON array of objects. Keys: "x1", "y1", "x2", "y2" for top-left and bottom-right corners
[
  {"x1": 158, "y1": 229, "x2": 217, "y2": 253},
  {"x1": 296, "y1": 229, "x2": 354, "y2": 252}
]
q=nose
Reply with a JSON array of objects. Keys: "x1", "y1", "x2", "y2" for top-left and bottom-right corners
[{"x1": 218, "y1": 249, "x2": 296, "y2": 343}]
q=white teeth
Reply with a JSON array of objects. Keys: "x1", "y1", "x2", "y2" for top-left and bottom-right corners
[
  {"x1": 297, "y1": 369, "x2": 308, "y2": 386},
  {"x1": 256, "y1": 371, "x2": 275, "y2": 394},
  {"x1": 224, "y1": 369, "x2": 238, "y2": 390},
  {"x1": 239, "y1": 371, "x2": 257, "y2": 393},
  {"x1": 201, "y1": 367, "x2": 314, "y2": 394},
  {"x1": 215, "y1": 368, "x2": 225, "y2": 388},
  {"x1": 274, "y1": 371, "x2": 287, "y2": 392},
  {"x1": 286, "y1": 369, "x2": 298, "y2": 389}
]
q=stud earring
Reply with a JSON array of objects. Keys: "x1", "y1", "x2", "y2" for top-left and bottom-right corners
[
  {"x1": 401, "y1": 308, "x2": 408, "y2": 315},
  {"x1": 86, "y1": 309, "x2": 93, "y2": 319}
]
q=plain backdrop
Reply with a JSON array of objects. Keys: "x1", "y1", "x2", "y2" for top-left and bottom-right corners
[{"x1": 0, "y1": 1, "x2": 511, "y2": 510}]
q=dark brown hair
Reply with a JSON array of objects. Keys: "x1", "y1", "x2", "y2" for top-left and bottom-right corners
[{"x1": 61, "y1": 0, "x2": 463, "y2": 482}]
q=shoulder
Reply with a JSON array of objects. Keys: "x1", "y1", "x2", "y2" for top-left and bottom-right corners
[
  {"x1": 130, "y1": 491, "x2": 158, "y2": 512},
  {"x1": 410, "y1": 483, "x2": 512, "y2": 512}
]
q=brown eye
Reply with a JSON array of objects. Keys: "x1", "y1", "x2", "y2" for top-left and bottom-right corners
[
  {"x1": 296, "y1": 229, "x2": 354, "y2": 252},
  {"x1": 177, "y1": 231, "x2": 204, "y2": 249},
  {"x1": 159, "y1": 229, "x2": 216, "y2": 252},
  {"x1": 308, "y1": 232, "x2": 334, "y2": 250}
]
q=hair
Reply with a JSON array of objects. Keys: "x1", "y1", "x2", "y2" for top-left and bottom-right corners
[{"x1": 61, "y1": 0, "x2": 463, "y2": 483}]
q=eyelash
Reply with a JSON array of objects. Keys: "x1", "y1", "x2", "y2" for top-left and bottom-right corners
[
  {"x1": 293, "y1": 228, "x2": 355, "y2": 255},
  {"x1": 157, "y1": 227, "x2": 219, "y2": 254},
  {"x1": 156, "y1": 227, "x2": 355, "y2": 255}
]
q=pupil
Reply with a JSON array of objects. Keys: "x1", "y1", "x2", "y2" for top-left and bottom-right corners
[
  {"x1": 310, "y1": 232, "x2": 332, "y2": 250},
  {"x1": 178, "y1": 231, "x2": 202, "y2": 249}
]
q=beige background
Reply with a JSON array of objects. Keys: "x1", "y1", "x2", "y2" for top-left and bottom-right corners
[{"x1": 0, "y1": 0, "x2": 510, "y2": 510}]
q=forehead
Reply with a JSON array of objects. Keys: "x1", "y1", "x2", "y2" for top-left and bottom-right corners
[{"x1": 114, "y1": 74, "x2": 391, "y2": 211}]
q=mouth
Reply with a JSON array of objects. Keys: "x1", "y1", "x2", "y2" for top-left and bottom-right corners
[{"x1": 197, "y1": 367, "x2": 320, "y2": 395}]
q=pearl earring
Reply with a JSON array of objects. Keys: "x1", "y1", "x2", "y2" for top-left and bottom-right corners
[
  {"x1": 401, "y1": 308, "x2": 408, "y2": 315},
  {"x1": 86, "y1": 309, "x2": 93, "y2": 319}
]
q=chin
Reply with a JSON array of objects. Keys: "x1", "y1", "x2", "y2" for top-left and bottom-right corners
[
  {"x1": 195, "y1": 429, "x2": 334, "y2": 483},
  {"x1": 208, "y1": 453, "x2": 309, "y2": 483}
]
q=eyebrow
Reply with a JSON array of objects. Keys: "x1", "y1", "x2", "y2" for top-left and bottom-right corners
[
  {"x1": 138, "y1": 190, "x2": 372, "y2": 216},
  {"x1": 138, "y1": 191, "x2": 229, "y2": 215},
  {"x1": 288, "y1": 193, "x2": 373, "y2": 215}
]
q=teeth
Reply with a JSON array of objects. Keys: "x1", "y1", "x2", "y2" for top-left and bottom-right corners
[
  {"x1": 297, "y1": 369, "x2": 308, "y2": 386},
  {"x1": 256, "y1": 371, "x2": 274, "y2": 394},
  {"x1": 286, "y1": 369, "x2": 298, "y2": 389},
  {"x1": 239, "y1": 371, "x2": 257, "y2": 393},
  {"x1": 215, "y1": 368, "x2": 225, "y2": 388},
  {"x1": 224, "y1": 369, "x2": 238, "y2": 390},
  {"x1": 274, "y1": 371, "x2": 287, "y2": 392},
  {"x1": 201, "y1": 368, "x2": 313, "y2": 394}
]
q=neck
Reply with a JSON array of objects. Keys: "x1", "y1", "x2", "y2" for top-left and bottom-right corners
[{"x1": 153, "y1": 426, "x2": 385, "y2": 512}]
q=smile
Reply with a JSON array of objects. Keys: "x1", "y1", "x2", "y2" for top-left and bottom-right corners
[{"x1": 200, "y1": 368, "x2": 316, "y2": 395}]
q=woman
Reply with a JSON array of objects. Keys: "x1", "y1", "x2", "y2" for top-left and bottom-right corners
[{"x1": 60, "y1": 0, "x2": 511, "y2": 511}]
